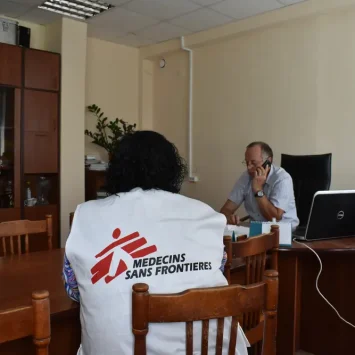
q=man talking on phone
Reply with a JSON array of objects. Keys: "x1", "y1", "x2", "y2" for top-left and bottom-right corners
[{"x1": 220, "y1": 141, "x2": 299, "y2": 230}]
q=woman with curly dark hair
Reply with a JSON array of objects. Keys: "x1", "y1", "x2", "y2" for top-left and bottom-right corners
[
  {"x1": 64, "y1": 131, "x2": 249, "y2": 355},
  {"x1": 106, "y1": 130, "x2": 187, "y2": 195}
]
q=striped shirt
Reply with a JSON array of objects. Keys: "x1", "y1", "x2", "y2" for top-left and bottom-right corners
[{"x1": 229, "y1": 165, "x2": 299, "y2": 229}]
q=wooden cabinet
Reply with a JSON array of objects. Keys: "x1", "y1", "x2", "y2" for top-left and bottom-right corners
[
  {"x1": 24, "y1": 49, "x2": 60, "y2": 91},
  {"x1": 0, "y1": 45, "x2": 61, "y2": 251},
  {"x1": 85, "y1": 170, "x2": 107, "y2": 201},
  {"x1": 0, "y1": 43, "x2": 22, "y2": 87},
  {"x1": 24, "y1": 90, "x2": 58, "y2": 173}
]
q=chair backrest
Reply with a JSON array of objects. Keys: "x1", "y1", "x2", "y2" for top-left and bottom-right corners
[
  {"x1": 0, "y1": 290, "x2": 51, "y2": 354},
  {"x1": 223, "y1": 225, "x2": 279, "y2": 286},
  {"x1": 223, "y1": 227, "x2": 279, "y2": 355},
  {"x1": 281, "y1": 153, "x2": 332, "y2": 226},
  {"x1": 132, "y1": 270, "x2": 278, "y2": 355},
  {"x1": 0, "y1": 215, "x2": 53, "y2": 256}
]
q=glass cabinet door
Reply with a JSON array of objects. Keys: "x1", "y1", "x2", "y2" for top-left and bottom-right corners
[{"x1": 0, "y1": 87, "x2": 15, "y2": 208}]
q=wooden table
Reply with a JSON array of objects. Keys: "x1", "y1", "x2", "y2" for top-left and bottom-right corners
[
  {"x1": 277, "y1": 237, "x2": 355, "y2": 355},
  {"x1": 0, "y1": 249, "x2": 80, "y2": 355},
  {"x1": 2, "y1": 240, "x2": 355, "y2": 354}
]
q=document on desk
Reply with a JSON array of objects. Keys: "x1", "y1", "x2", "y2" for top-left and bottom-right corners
[
  {"x1": 224, "y1": 225, "x2": 250, "y2": 237},
  {"x1": 249, "y1": 221, "x2": 292, "y2": 246}
]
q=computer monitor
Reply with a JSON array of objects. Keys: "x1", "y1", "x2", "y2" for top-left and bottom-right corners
[{"x1": 294, "y1": 190, "x2": 355, "y2": 241}]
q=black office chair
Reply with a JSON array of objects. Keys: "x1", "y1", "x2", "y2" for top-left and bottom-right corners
[{"x1": 281, "y1": 153, "x2": 332, "y2": 227}]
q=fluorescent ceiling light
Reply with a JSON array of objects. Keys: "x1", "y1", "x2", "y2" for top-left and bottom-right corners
[{"x1": 38, "y1": 0, "x2": 113, "y2": 20}]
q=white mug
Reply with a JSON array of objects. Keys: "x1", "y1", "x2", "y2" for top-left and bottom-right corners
[{"x1": 24, "y1": 198, "x2": 37, "y2": 207}]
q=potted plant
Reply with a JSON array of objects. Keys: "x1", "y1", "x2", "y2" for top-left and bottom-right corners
[{"x1": 85, "y1": 104, "x2": 136, "y2": 160}]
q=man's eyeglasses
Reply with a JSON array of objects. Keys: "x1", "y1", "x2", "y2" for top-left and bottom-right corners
[
  {"x1": 242, "y1": 160, "x2": 262, "y2": 168},
  {"x1": 242, "y1": 158, "x2": 270, "y2": 168}
]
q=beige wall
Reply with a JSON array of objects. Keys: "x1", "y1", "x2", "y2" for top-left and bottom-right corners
[
  {"x1": 142, "y1": 0, "x2": 355, "y2": 211},
  {"x1": 85, "y1": 38, "x2": 139, "y2": 161},
  {"x1": 4, "y1": 16, "x2": 46, "y2": 50}
]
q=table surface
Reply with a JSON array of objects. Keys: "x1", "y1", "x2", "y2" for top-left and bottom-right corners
[
  {"x1": 279, "y1": 236, "x2": 355, "y2": 252},
  {"x1": 1, "y1": 237, "x2": 355, "y2": 311},
  {"x1": 0, "y1": 248, "x2": 78, "y2": 314}
]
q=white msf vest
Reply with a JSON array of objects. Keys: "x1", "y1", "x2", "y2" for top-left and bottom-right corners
[{"x1": 66, "y1": 189, "x2": 249, "y2": 355}]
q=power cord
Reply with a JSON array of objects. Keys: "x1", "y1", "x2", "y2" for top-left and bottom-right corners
[{"x1": 293, "y1": 238, "x2": 355, "y2": 328}]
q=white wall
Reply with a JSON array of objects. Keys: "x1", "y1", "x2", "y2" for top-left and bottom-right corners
[
  {"x1": 85, "y1": 38, "x2": 139, "y2": 161},
  {"x1": 142, "y1": 0, "x2": 355, "y2": 211}
]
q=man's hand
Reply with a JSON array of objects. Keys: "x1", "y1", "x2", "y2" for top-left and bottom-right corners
[
  {"x1": 252, "y1": 165, "x2": 270, "y2": 193},
  {"x1": 221, "y1": 200, "x2": 241, "y2": 225},
  {"x1": 227, "y1": 214, "x2": 240, "y2": 225}
]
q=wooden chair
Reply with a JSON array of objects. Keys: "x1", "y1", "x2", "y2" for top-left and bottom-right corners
[
  {"x1": 0, "y1": 215, "x2": 53, "y2": 256},
  {"x1": 223, "y1": 225, "x2": 279, "y2": 285},
  {"x1": 132, "y1": 270, "x2": 278, "y2": 355},
  {"x1": 0, "y1": 290, "x2": 51, "y2": 354},
  {"x1": 223, "y1": 226, "x2": 279, "y2": 354}
]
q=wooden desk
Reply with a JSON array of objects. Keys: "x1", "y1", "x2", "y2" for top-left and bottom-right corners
[
  {"x1": 0, "y1": 249, "x2": 80, "y2": 354},
  {"x1": 278, "y1": 237, "x2": 355, "y2": 355}
]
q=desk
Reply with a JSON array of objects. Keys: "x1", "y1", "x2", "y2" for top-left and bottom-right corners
[
  {"x1": 0, "y1": 249, "x2": 80, "y2": 354},
  {"x1": 278, "y1": 237, "x2": 355, "y2": 355}
]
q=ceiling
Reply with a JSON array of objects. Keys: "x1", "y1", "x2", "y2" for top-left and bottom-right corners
[{"x1": 0, "y1": 0, "x2": 306, "y2": 47}]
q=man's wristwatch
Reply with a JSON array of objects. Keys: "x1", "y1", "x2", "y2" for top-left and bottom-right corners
[{"x1": 254, "y1": 190, "x2": 265, "y2": 198}]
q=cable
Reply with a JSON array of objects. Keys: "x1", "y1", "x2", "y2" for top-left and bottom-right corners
[{"x1": 293, "y1": 238, "x2": 355, "y2": 328}]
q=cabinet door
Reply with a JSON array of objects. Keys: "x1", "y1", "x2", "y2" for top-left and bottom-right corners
[
  {"x1": 0, "y1": 88, "x2": 21, "y2": 209},
  {"x1": 24, "y1": 90, "x2": 58, "y2": 173},
  {"x1": 0, "y1": 43, "x2": 22, "y2": 87},
  {"x1": 24, "y1": 49, "x2": 60, "y2": 91}
]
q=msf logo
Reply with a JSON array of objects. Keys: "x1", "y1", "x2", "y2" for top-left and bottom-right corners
[
  {"x1": 90, "y1": 228, "x2": 157, "y2": 285},
  {"x1": 337, "y1": 211, "x2": 345, "y2": 220}
]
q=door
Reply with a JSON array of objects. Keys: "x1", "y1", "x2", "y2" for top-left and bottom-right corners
[
  {"x1": 23, "y1": 89, "x2": 58, "y2": 173},
  {"x1": 0, "y1": 43, "x2": 22, "y2": 87},
  {"x1": 24, "y1": 49, "x2": 60, "y2": 91}
]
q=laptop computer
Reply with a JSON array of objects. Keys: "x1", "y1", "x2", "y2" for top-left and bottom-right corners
[{"x1": 293, "y1": 190, "x2": 355, "y2": 241}]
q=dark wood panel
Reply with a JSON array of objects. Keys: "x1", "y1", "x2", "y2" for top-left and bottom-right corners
[
  {"x1": 0, "y1": 43, "x2": 22, "y2": 87},
  {"x1": 24, "y1": 90, "x2": 58, "y2": 132},
  {"x1": 277, "y1": 253, "x2": 301, "y2": 355},
  {"x1": 24, "y1": 90, "x2": 58, "y2": 173},
  {"x1": 85, "y1": 169, "x2": 106, "y2": 201},
  {"x1": 14, "y1": 89, "x2": 21, "y2": 208},
  {"x1": 24, "y1": 133, "x2": 58, "y2": 173},
  {"x1": 299, "y1": 253, "x2": 355, "y2": 354},
  {"x1": 0, "y1": 208, "x2": 21, "y2": 223},
  {"x1": 24, "y1": 49, "x2": 60, "y2": 91},
  {"x1": 24, "y1": 204, "x2": 59, "y2": 251},
  {"x1": 0, "y1": 249, "x2": 81, "y2": 355}
]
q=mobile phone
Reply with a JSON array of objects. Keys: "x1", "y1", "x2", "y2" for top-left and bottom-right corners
[{"x1": 262, "y1": 160, "x2": 271, "y2": 169}]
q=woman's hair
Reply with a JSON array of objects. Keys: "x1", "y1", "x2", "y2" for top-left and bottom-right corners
[{"x1": 106, "y1": 131, "x2": 187, "y2": 194}]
